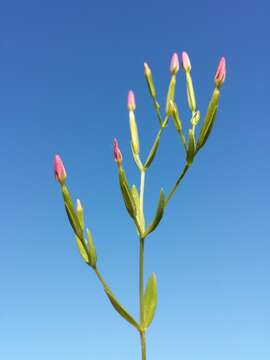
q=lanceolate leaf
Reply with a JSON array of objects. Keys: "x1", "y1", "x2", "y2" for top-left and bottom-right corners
[
  {"x1": 144, "y1": 189, "x2": 165, "y2": 237},
  {"x1": 143, "y1": 273, "x2": 157, "y2": 329},
  {"x1": 86, "y1": 228, "x2": 97, "y2": 268},
  {"x1": 131, "y1": 185, "x2": 145, "y2": 231},
  {"x1": 186, "y1": 129, "x2": 196, "y2": 165},
  {"x1": 118, "y1": 167, "x2": 137, "y2": 219},
  {"x1": 144, "y1": 132, "x2": 161, "y2": 169},
  {"x1": 197, "y1": 87, "x2": 220, "y2": 150},
  {"x1": 76, "y1": 236, "x2": 90, "y2": 264},
  {"x1": 62, "y1": 185, "x2": 83, "y2": 240},
  {"x1": 104, "y1": 288, "x2": 140, "y2": 331}
]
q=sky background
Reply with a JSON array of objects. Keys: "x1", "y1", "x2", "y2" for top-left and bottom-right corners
[{"x1": 0, "y1": 0, "x2": 269, "y2": 359}]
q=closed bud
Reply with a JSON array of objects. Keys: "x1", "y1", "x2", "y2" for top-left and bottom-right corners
[
  {"x1": 144, "y1": 62, "x2": 156, "y2": 99},
  {"x1": 144, "y1": 62, "x2": 151, "y2": 77},
  {"x1": 170, "y1": 52, "x2": 179, "y2": 74},
  {"x1": 127, "y1": 90, "x2": 136, "y2": 111},
  {"x1": 113, "y1": 138, "x2": 123, "y2": 165},
  {"x1": 54, "y1": 154, "x2": 67, "y2": 185},
  {"x1": 76, "y1": 199, "x2": 84, "y2": 229},
  {"x1": 182, "y1": 51, "x2": 191, "y2": 72},
  {"x1": 214, "y1": 57, "x2": 226, "y2": 87},
  {"x1": 129, "y1": 111, "x2": 140, "y2": 155}
]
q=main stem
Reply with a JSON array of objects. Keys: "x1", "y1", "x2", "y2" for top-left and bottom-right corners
[{"x1": 139, "y1": 170, "x2": 146, "y2": 360}]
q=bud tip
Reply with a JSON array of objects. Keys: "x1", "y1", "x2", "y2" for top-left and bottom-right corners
[
  {"x1": 215, "y1": 57, "x2": 226, "y2": 86},
  {"x1": 127, "y1": 90, "x2": 136, "y2": 111},
  {"x1": 113, "y1": 138, "x2": 123, "y2": 165},
  {"x1": 170, "y1": 52, "x2": 179, "y2": 74},
  {"x1": 54, "y1": 154, "x2": 66, "y2": 184},
  {"x1": 182, "y1": 51, "x2": 191, "y2": 72}
]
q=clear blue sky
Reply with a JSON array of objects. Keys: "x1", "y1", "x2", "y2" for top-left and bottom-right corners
[{"x1": 0, "y1": 0, "x2": 269, "y2": 359}]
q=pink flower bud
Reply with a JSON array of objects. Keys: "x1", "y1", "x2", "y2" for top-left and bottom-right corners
[
  {"x1": 54, "y1": 154, "x2": 67, "y2": 184},
  {"x1": 144, "y1": 62, "x2": 151, "y2": 77},
  {"x1": 113, "y1": 138, "x2": 123, "y2": 165},
  {"x1": 127, "y1": 90, "x2": 136, "y2": 111},
  {"x1": 214, "y1": 57, "x2": 226, "y2": 87},
  {"x1": 170, "y1": 52, "x2": 179, "y2": 74},
  {"x1": 182, "y1": 51, "x2": 191, "y2": 72}
]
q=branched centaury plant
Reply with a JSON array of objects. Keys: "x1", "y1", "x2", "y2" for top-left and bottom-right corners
[{"x1": 54, "y1": 51, "x2": 226, "y2": 360}]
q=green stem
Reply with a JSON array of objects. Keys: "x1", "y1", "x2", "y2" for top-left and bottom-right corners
[
  {"x1": 165, "y1": 163, "x2": 190, "y2": 207},
  {"x1": 139, "y1": 237, "x2": 145, "y2": 324},
  {"x1": 140, "y1": 171, "x2": 145, "y2": 215},
  {"x1": 94, "y1": 267, "x2": 110, "y2": 291},
  {"x1": 139, "y1": 167, "x2": 146, "y2": 359},
  {"x1": 140, "y1": 330, "x2": 146, "y2": 360}
]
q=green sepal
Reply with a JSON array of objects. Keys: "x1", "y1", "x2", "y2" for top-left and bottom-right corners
[
  {"x1": 118, "y1": 166, "x2": 137, "y2": 219},
  {"x1": 86, "y1": 228, "x2": 97, "y2": 268},
  {"x1": 144, "y1": 189, "x2": 165, "y2": 237},
  {"x1": 76, "y1": 236, "x2": 90, "y2": 264},
  {"x1": 131, "y1": 185, "x2": 145, "y2": 231},
  {"x1": 143, "y1": 273, "x2": 157, "y2": 329},
  {"x1": 186, "y1": 72, "x2": 196, "y2": 112},
  {"x1": 186, "y1": 129, "x2": 196, "y2": 165},
  {"x1": 166, "y1": 75, "x2": 176, "y2": 114},
  {"x1": 197, "y1": 87, "x2": 220, "y2": 150},
  {"x1": 144, "y1": 131, "x2": 161, "y2": 169},
  {"x1": 61, "y1": 185, "x2": 83, "y2": 240},
  {"x1": 104, "y1": 287, "x2": 140, "y2": 331}
]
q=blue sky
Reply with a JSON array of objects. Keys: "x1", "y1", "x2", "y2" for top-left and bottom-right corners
[{"x1": 0, "y1": 0, "x2": 269, "y2": 359}]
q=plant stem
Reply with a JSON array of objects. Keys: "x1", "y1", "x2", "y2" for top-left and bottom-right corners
[
  {"x1": 165, "y1": 163, "x2": 190, "y2": 206},
  {"x1": 139, "y1": 168, "x2": 146, "y2": 359},
  {"x1": 140, "y1": 330, "x2": 146, "y2": 360},
  {"x1": 139, "y1": 237, "x2": 145, "y2": 325},
  {"x1": 140, "y1": 171, "x2": 145, "y2": 215}
]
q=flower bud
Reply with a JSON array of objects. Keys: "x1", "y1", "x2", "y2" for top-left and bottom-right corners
[
  {"x1": 54, "y1": 154, "x2": 66, "y2": 185},
  {"x1": 170, "y1": 52, "x2": 179, "y2": 74},
  {"x1": 113, "y1": 138, "x2": 123, "y2": 165},
  {"x1": 182, "y1": 51, "x2": 191, "y2": 72},
  {"x1": 144, "y1": 62, "x2": 151, "y2": 77},
  {"x1": 214, "y1": 57, "x2": 226, "y2": 87},
  {"x1": 144, "y1": 62, "x2": 156, "y2": 99},
  {"x1": 76, "y1": 199, "x2": 84, "y2": 230},
  {"x1": 76, "y1": 199, "x2": 83, "y2": 212},
  {"x1": 127, "y1": 90, "x2": 136, "y2": 111},
  {"x1": 129, "y1": 111, "x2": 140, "y2": 155}
]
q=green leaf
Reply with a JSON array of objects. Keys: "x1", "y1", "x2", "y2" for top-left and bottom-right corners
[
  {"x1": 118, "y1": 167, "x2": 137, "y2": 219},
  {"x1": 143, "y1": 273, "x2": 157, "y2": 329},
  {"x1": 166, "y1": 75, "x2": 176, "y2": 114},
  {"x1": 144, "y1": 189, "x2": 165, "y2": 237},
  {"x1": 186, "y1": 129, "x2": 196, "y2": 165},
  {"x1": 144, "y1": 131, "x2": 161, "y2": 169},
  {"x1": 197, "y1": 88, "x2": 220, "y2": 150},
  {"x1": 104, "y1": 287, "x2": 140, "y2": 331},
  {"x1": 86, "y1": 228, "x2": 97, "y2": 268},
  {"x1": 131, "y1": 185, "x2": 145, "y2": 231},
  {"x1": 76, "y1": 236, "x2": 90, "y2": 264},
  {"x1": 171, "y1": 102, "x2": 183, "y2": 133},
  {"x1": 130, "y1": 143, "x2": 144, "y2": 171},
  {"x1": 62, "y1": 185, "x2": 83, "y2": 240}
]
